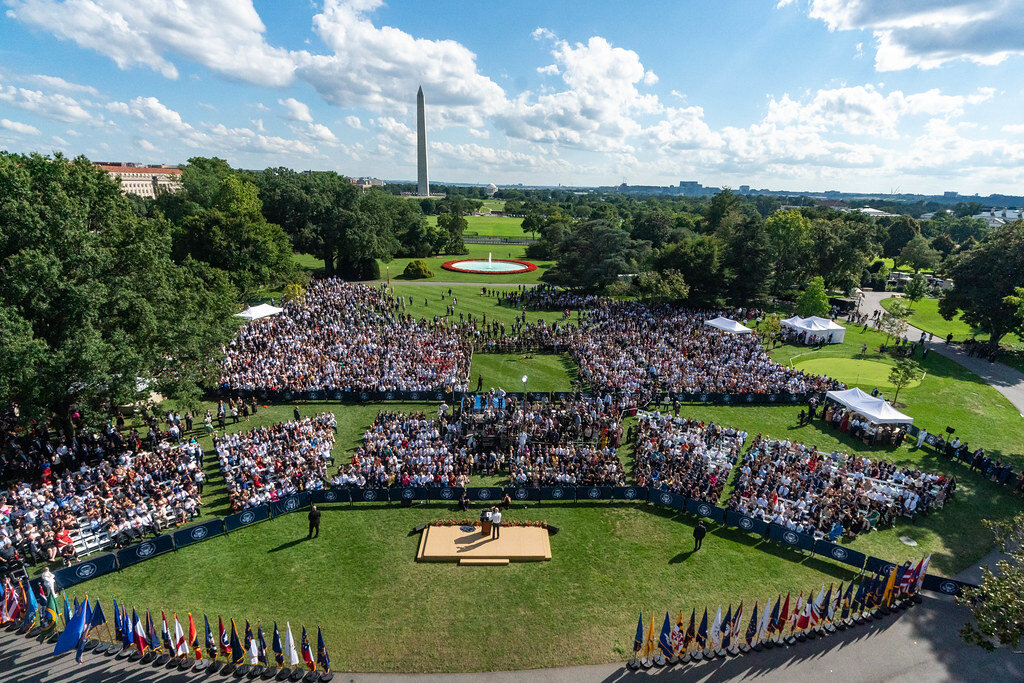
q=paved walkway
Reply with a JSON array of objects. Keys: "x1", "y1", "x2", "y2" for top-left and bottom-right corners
[
  {"x1": 858, "y1": 291, "x2": 1024, "y2": 418},
  {"x1": 4, "y1": 597, "x2": 1019, "y2": 682}
]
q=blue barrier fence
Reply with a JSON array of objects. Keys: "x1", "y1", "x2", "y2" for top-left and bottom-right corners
[{"x1": 47, "y1": 483, "x2": 976, "y2": 599}]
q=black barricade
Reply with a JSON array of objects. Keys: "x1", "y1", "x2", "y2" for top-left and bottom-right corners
[
  {"x1": 390, "y1": 486, "x2": 428, "y2": 503},
  {"x1": 224, "y1": 504, "x2": 271, "y2": 532},
  {"x1": 577, "y1": 486, "x2": 613, "y2": 501},
  {"x1": 767, "y1": 523, "x2": 815, "y2": 552},
  {"x1": 428, "y1": 486, "x2": 465, "y2": 502},
  {"x1": 651, "y1": 489, "x2": 688, "y2": 512},
  {"x1": 612, "y1": 486, "x2": 649, "y2": 501},
  {"x1": 864, "y1": 555, "x2": 899, "y2": 576},
  {"x1": 117, "y1": 534, "x2": 175, "y2": 569},
  {"x1": 352, "y1": 488, "x2": 391, "y2": 503},
  {"x1": 724, "y1": 510, "x2": 769, "y2": 537},
  {"x1": 54, "y1": 553, "x2": 117, "y2": 590},
  {"x1": 270, "y1": 491, "x2": 311, "y2": 517},
  {"x1": 540, "y1": 486, "x2": 576, "y2": 501},
  {"x1": 506, "y1": 486, "x2": 541, "y2": 502},
  {"x1": 172, "y1": 519, "x2": 225, "y2": 549},
  {"x1": 311, "y1": 487, "x2": 351, "y2": 504},
  {"x1": 686, "y1": 498, "x2": 725, "y2": 522},
  {"x1": 465, "y1": 486, "x2": 502, "y2": 501},
  {"x1": 921, "y1": 574, "x2": 975, "y2": 597},
  {"x1": 812, "y1": 538, "x2": 866, "y2": 569}
]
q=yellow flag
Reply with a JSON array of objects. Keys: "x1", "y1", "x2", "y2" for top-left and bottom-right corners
[
  {"x1": 881, "y1": 567, "x2": 899, "y2": 606},
  {"x1": 644, "y1": 612, "x2": 656, "y2": 657}
]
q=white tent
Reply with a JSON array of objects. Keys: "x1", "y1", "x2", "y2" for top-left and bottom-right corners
[
  {"x1": 704, "y1": 316, "x2": 753, "y2": 335},
  {"x1": 825, "y1": 387, "x2": 913, "y2": 425},
  {"x1": 235, "y1": 303, "x2": 284, "y2": 321},
  {"x1": 781, "y1": 315, "x2": 846, "y2": 344}
]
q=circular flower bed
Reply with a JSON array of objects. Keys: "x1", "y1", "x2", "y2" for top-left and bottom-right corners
[{"x1": 441, "y1": 258, "x2": 537, "y2": 274}]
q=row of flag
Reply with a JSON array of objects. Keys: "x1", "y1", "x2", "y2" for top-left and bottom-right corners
[
  {"x1": 633, "y1": 555, "x2": 930, "y2": 662},
  {"x1": 0, "y1": 579, "x2": 332, "y2": 673}
]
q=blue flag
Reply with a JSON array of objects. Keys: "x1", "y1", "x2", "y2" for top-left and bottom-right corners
[
  {"x1": 84, "y1": 599, "x2": 93, "y2": 627},
  {"x1": 696, "y1": 609, "x2": 708, "y2": 649},
  {"x1": 52, "y1": 600, "x2": 87, "y2": 657},
  {"x1": 316, "y1": 627, "x2": 330, "y2": 673},
  {"x1": 22, "y1": 580, "x2": 39, "y2": 626},
  {"x1": 62, "y1": 593, "x2": 71, "y2": 626},
  {"x1": 113, "y1": 600, "x2": 122, "y2": 641},
  {"x1": 632, "y1": 613, "x2": 644, "y2": 653},
  {"x1": 205, "y1": 615, "x2": 216, "y2": 659},
  {"x1": 90, "y1": 600, "x2": 106, "y2": 629},
  {"x1": 229, "y1": 620, "x2": 244, "y2": 665},
  {"x1": 272, "y1": 622, "x2": 284, "y2": 666},
  {"x1": 658, "y1": 613, "x2": 673, "y2": 658},
  {"x1": 122, "y1": 607, "x2": 133, "y2": 649}
]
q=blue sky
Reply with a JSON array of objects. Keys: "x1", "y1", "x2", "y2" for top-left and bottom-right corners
[{"x1": 2, "y1": 0, "x2": 1024, "y2": 194}]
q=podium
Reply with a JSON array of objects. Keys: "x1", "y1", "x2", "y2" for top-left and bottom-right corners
[{"x1": 480, "y1": 521, "x2": 493, "y2": 536}]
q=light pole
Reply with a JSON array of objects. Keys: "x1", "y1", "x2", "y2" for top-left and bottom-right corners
[{"x1": 521, "y1": 374, "x2": 528, "y2": 412}]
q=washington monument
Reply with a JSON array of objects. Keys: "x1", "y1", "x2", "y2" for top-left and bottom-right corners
[{"x1": 416, "y1": 86, "x2": 429, "y2": 197}]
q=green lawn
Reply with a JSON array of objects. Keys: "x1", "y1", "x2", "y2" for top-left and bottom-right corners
[
  {"x1": 426, "y1": 214, "x2": 526, "y2": 238},
  {"x1": 382, "y1": 243, "x2": 553, "y2": 284},
  {"x1": 469, "y1": 353, "x2": 577, "y2": 393},
  {"x1": 880, "y1": 296, "x2": 1024, "y2": 372},
  {"x1": 74, "y1": 503, "x2": 857, "y2": 673},
  {"x1": 388, "y1": 282, "x2": 569, "y2": 328}
]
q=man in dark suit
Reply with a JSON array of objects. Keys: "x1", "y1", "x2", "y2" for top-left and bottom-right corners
[
  {"x1": 307, "y1": 505, "x2": 321, "y2": 539},
  {"x1": 693, "y1": 521, "x2": 707, "y2": 551}
]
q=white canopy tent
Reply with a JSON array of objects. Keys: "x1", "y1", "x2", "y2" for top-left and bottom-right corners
[
  {"x1": 704, "y1": 316, "x2": 753, "y2": 335},
  {"x1": 825, "y1": 387, "x2": 913, "y2": 425},
  {"x1": 782, "y1": 315, "x2": 846, "y2": 344},
  {"x1": 235, "y1": 303, "x2": 284, "y2": 321}
]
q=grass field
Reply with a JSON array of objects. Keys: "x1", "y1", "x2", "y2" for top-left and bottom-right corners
[
  {"x1": 793, "y1": 357, "x2": 923, "y2": 393},
  {"x1": 426, "y1": 214, "x2": 526, "y2": 238},
  {"x1": 383, "y1": 243, "x2": 553, "y2": 284},
  {"x1": 388, "y1": 283, "x2": 569, "y2": 328},
  {"x1": 75, "y1": 503, "x2": 859, "y2": 673},
  {"x1": 469, "y1": 353, "x2": 578, "y2": 392}
]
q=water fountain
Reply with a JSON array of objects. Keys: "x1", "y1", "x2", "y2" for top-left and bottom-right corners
[{"x1": 441, "y1": 250, "x2": 538, "y2": 274}]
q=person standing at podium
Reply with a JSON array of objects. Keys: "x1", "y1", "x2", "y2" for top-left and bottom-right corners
[{"x1": 491, "y1": 508, "x2": 502, "y2": 539}]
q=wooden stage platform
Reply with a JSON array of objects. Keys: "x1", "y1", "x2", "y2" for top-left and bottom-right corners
[{"x1": 416, "y1": 523, "x2": 551, "y2": 565}]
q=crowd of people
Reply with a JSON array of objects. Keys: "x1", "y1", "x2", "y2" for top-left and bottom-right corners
[
  {"x1": 218, "y1": 281, "x2": 840, "y2": 400},
  {"x1": 632, "y1": 412, "x2": 748, "y2": 504},
  {"x1": 214, "y1": 413, "x2": 337, "y2": 512},
  {"x1": 220, "y1": 280, "x2": 473, "y2": 393},
  {"x1": 727, "y1": 435, "x2": 953, "y2": 540}
]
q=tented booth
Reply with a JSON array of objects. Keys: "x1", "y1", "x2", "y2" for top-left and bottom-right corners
[
  {"x1": 782, "y1": 315, "x2": 846, "y2": 344},
  {"x1": 825, "y1": 387, "x2": 913, "y2": 425},
  {"x1": 235, "y1": 303, "x2": 284, "y2": 321},
  {"x1": 703, "y1": 316, "x2": 753, "y2": 335}
]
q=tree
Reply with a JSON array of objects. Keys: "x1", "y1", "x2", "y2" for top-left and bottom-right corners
[
  {"x1": 762, "y1": 314, "x2": 782, "y2": 348},
  {"x1": 655, "y1": 234, "x2": 730, "y2": 305},
  {"x1": 958, "y1": 512, "x2": 1024, "y2": 651},
  {"x1": 719, "y1": 216, "x2": 773, "y2": 305},
  {"x1": 897, "y1": 234, "x2": 941, "y2": 272},
  {"x1": 882, "y1": 215, "x2": 921, "y2": 258},
  {"x1": 633, "y1": 270, "x2": 689, "y2": 303},
  {"x1": 764, "y1": 209, "x2": 812, "y2": 295},
  {"x1": 521, "y1": 213, "x2": 543, "y2": 239},
  {"x1": 888, "y1": 358, "x2": 920, "y2": 405},
  {"x1": 543, "y1": 220, "x2": 651, "y2": 290},
  {"x1": 809, "y1": 218, "x2": 875, "y2": 293},
  {"x1": 879, "y1": 307, "x2": 909, "y2": 345},
  {"x1": 0, "y1": 152, "x2": 237, "y2": 430},
  {"x1": 630, "y1": 210, "x2": 675, "y2": 249},
  {"x1": 436, "y1": 211, "x2": 468, "y2": 254},
  {"x1": 903, "y1": 272, "x2": 928, "y2": 307},
  {"x1": 940, "y1": 221, "x2": 1024, "y2": 353},
  {"x1": 704, "y1": 189, "x2": 741, "y2": 232},
  {"x1": 795, "y1": 276, "x2": 830, "y2": 317},
  {"x1": 930, "y1": 233, "x2": 956, "y2": 259},
  {"x1": 1006, "y1": 286, "x2": 1024, "y2": 333}
]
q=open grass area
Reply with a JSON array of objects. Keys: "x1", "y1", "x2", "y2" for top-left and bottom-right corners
[
  {"x1": 382, "y1": 243, "x2": 552, "y2": 284},
  {"x1": 74, "y1": 503, "x2": 857, "y2": 673},
  {"x1": 880, "y1": 296, "x2": 1024, "y2": 372},
  {"x1": 388, "y1": 282, "x2": 568, "y2": 328},
  {"x1": 469, "y1": 353, "x2": 578, "y2": 393},
  {"x1": 426, "y1": 214, "x2": 526, "y2": 238}
]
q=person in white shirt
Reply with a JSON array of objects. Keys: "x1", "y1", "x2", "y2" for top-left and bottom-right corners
[{"x1": 491, "y1": 508, "x2": 502, "y2": 539}]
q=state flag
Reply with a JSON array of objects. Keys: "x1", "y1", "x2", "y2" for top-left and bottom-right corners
[
  {"x1": 174, "y1": 614, "x2": 188, "y2": 656},
  {"x1": 301, "y1": 626, "x2": 315, "y2": 671},
  {"x1": 132, "y1": 609, "x2": 147, "y2": 654},
  {"x1": 205, "y1": 615, "x2": 217, "y2": 660},
  {"x1": 682, "y1": 609, "x2": 695, "y2": 653},
  {"x1": 745, "y1": 602, "x2": 760, "y2": 647},
  {"x1": 657, "y1": 613, "x2": 673, "y2": 658},
  {"x1": 285, "y1": 622, "x2": 300, "y2": 667},
  {"x1": 632, "y1": 614, "x2": 644, "y2": 654},
  {"x1": 695, "y1": 608, "x2": 708, "y2": 650},
  {"x1": 316, "y1": 627, "x2": 331, "y2": 673},
  {"x1": 229, "y1": 620, "x2": 244, "y2": 665},
  {"x1": 272, "y1": 622, "x2": 284, "y2": 667}
]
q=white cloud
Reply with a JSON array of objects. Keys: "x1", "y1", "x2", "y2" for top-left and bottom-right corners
[
  {"x1": 0, "y1": 83, "x2": 93, "y2": 123},
  {"x1": 344, "y1": 115, "x2": 364, "y2": 130},
  {"x1": 25, "y1": 74, "x2": 99, "y2": 95},
  {"x1": 1, "y1": 118, "x2": 41, "y2": 135},
  {"x1": 790, "y1": 0, "x2": 1024, "y2": 71},
  {"x1": 137, "y1": 139, "x2": 156, "y2": 151},
  {"x1": 279, "y1": 97, "x2": 313, "y2": 122},
  {"x1": 6, "y1": 0, "x2": 297, "y2": 84},
  {"x1": 298, "y1": 0, "x2": 506, "y2": 126},
  {"x1": 302, "y1": 122, "x2": 338, "y2": 143},
  {"x1": 1003, "y1": 123, "x2": 1024, "y2": 134}
]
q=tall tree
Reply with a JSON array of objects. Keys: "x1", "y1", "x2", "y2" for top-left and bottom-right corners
[
  {"x1": 940, "y1": 221, "x2": 1024, "y2": 353},
  {"x1": 795, "y1": 276, "x2": 830, "y2": 317},
  {"x1": 882, "y1": 215, "x2": 920, "y2": 258},
  {"x1": 656, "y1": 235, "x2": 730, "y2": 305},
  {"x1": 764, "y1": 209, "x2": 812, "y2": 294},
  {"x1": 436, "y1": 211, "x2": 468, "y2": 255},
  {"x1": 897, "y1": 234, "x2": 941, "y2": 272},
  {"x1": 809, "y1": 218, "x2": 875, "y2": 293},
  {"x1": 543, "y1": 220, "x2": 651, "y2": 290},
  {"x1": 959, "y1": 512, "x2": 1024, "y2": 651},
  {"x1": 0, "y1": 153, "x2": 237, "y2": 430}
]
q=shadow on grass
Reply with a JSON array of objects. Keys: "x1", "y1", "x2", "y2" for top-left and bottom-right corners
[{"x1": 267, "y1": 537, "x2": 311, "y2": 553}]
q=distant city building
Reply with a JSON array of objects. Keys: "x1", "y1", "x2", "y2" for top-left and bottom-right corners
[
  {"x1": 840, "y1": 207, "x2": 898, "y2": 218},
  {"x1": 349, "y1": 176, "x2": 386, "y2": 191},
  {"x1": 678, "y1": 180, "x2": 702, "y2": 195},
  {"x1": 973, "y1": 208, "x2": 1024, "y2": 227},
  {"x1": 94, "y1": 162, "x2": 181, "y2": 198},
  {"x1": 943, "y1": 191, "x2": 959, "y2": 198},
  {"x1": 739, "y1": 185, "x2": 750, "y2": 194}
]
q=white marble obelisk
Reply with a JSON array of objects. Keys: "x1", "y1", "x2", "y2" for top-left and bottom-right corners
[{"x1": 416, "y1": 86, "x2": 429, "y2": 197}]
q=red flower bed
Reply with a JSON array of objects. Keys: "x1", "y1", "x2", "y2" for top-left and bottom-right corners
[{"x1": 441, "y1": 259, "x2": 538, "y2": 274}]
